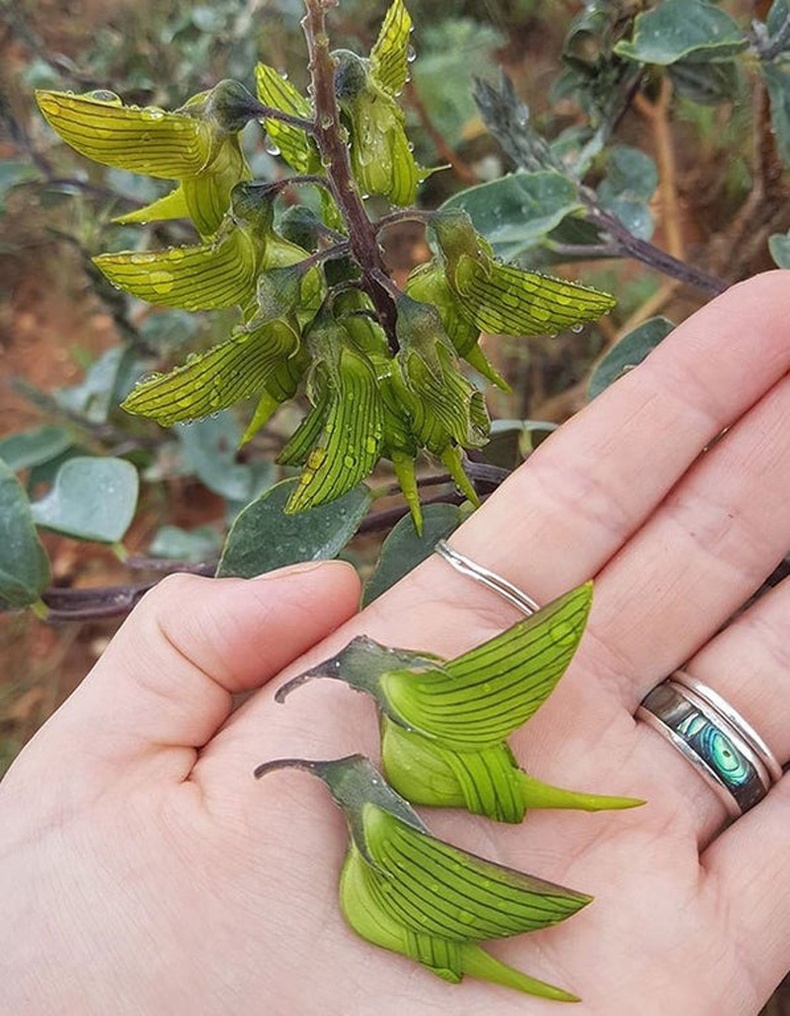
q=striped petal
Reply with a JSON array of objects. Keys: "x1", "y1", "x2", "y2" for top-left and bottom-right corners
[
  {"x1": 255, "y1": 63, "x2": 319, "y2": 174},
  {"x1": 92, "y1": 227, "x2": 257, "y2": 310},
  {"x1": 383, "y1": 583, "x2": 593, "y2": 748},
  {"x1": 370, "y1": 0, "x2": 413, "y2": 97},
  {"x1": 286, "y1": 346, "x2": 383, "y2": 512},
  {"x1": 364, "y1": 804, "x2": 591, "y2": 941},
  {"x1": 121, "y1": 319, "x2": 298, "y2": 426},
  {"x1": 36, "y1": 90, "x2": 211, "y2": 179},
  {"x1": 452, "y1": 255, "x2": 617, "y2": 337}
]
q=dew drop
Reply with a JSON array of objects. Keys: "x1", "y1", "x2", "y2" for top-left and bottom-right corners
[
  {"x1": 129, "y1": 252, "x2": 157, "y2": 264},
  {"x1": 319, "y1": 113, "x2": 334, "y2": 129},
  {"x1": 150, "y1": 269, "x2": 175, "y2": 294},
  {"x1": 570, "y1": 322, "x2": 584, "y2": 333},
  {"x1": 406, "y1": 44, "x2": 417, "y2": 63},
  {"x1": 343, "y1": 454, "x2": 356, "y2": 469},
  {"x1": 264, "y1": 138, "x2": 281, "y2": 156},
  {"x1": 87, "y1": 89, "x2": 122, "y2": 105}
]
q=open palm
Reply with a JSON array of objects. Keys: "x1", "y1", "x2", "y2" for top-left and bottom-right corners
[{"x1": 3, "y1": 272, "x2": 789, "y2": 1015}]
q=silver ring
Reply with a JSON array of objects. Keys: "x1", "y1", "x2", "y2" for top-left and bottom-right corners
[
  {"x1": 434, "y1": 540, "x2": 540, "y2": 616},
  {"x1": 637, "y1": 670, "x2": 782, "y2": 818}
]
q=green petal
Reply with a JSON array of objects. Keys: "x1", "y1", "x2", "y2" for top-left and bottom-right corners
[
  {"x1": 36, "y1": 90, "x2": 211, "y2": 179},
  {"x1": 451, "y1": 255, "x2": 616, "y2": 337},
  {"x1": 122, "y1": 319, "x2": 298, "y2": 425},
  {"x1": 365, "y1": 804, "x2": 591, "y2": 940},
  {"x1": 182, "y1": 136, "x2": 252, "y2": 236},
  {"x1": 113, "y1": 184, "x2": 191, "y2": 225},
  {"x1": 93, "y1": 228, "x2": 257, "y2": 310},
  {"x1": 382, "y1": 720, "x2": 526, "y2": 822},
  {"x1": 390, "y1": 450, "x2": 422, "y2": 534},
  {"x1": 255, "y1": 63, "x2": 320, "y2": 174},
  {"x1": 286, "y1": 347, "x2": 383, "y2": 512},
  {"x1": 383, "y1": 583, "x2": 593, "y2": 748},
  {"x1": 370, "y1": 0, "x2": 413, "y2": 97},
  {"x1": 277, "y1": 392, "x2": 330, "y2": 466}
]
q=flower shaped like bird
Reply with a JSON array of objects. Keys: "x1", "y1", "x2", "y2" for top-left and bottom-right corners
[
  {"x1": 36, "y1": 80, "x2": 259, "y2": 236},
  {"x1": 255, "y1": 753, "x2": 591, "y2": 1001},
  {"x1": 277, "y1": 583, "x2": 642, "y2": 823}
]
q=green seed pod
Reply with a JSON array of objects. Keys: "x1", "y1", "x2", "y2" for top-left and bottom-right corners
[{"x1": 255, "y1": 753, "x2": 590, "y2": 1001}]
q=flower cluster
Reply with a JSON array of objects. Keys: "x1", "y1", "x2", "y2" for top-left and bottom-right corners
[{"x1": 37, "y1": 0, "x2": 614, "y2": 531}]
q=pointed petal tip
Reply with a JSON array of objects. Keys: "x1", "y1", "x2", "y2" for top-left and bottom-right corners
[
  {"x1": 273, "y1": 671, "x2": 318, "y2": 704},
  {"x1": 253, "y1": 756, "x2": 315, "y2": 779}
]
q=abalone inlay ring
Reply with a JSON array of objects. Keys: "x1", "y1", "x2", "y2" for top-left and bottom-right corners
[{"x1": 637, "y1": 671, "x2": 782, "y2": 818}]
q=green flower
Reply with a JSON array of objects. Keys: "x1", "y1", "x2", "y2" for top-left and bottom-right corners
[
  {"x1": 332, "y1": 0, "x2": 431, "y2": 206},
  {"x1": 278, "y1": 309, "x2": 384, "y2": 513},
  {"x1": 255, "y1": 753, "x2": 590, "y2": 1001},
  {"x1": 278, "y1": 583, "x2": 642, "y2": 821},
  {"x1": 421, "y1": 207, "x2": 617, "y2": 338},
  {"x1": 36, "y1": 80, "x2": 257, "y2": 236}
]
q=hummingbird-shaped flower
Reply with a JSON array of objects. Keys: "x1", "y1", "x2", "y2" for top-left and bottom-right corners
[
  {"x1": 255, "y1": 753, "x2": 591, "y2": 1001},
  {"x1": 36, "y1": 80, "x2": 259, "y2": 236},
  {"x1": 407, "y1": 207, "x2": 617, "y2": 385},
  {"x1": 277, "y1": 583, "x2": 642, "y2": 822}
]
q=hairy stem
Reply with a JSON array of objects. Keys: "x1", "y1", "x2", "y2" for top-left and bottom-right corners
[{"x1": 301, "y1": 0, "x2": 398, "y2": 352}]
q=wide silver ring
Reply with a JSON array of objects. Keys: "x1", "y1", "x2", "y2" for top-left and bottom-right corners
[{"x1": 637, "y1": 670, "x2": 782, "y2": 818}]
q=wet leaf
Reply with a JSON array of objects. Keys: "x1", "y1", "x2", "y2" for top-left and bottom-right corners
[
  {"x1": 362, "y1": 503, "x2": 466, "y2": 606},
  {"x1": 0, "y1": 426, "x2": 73, "y2": 472},
  {"x1": 0, "y1": 459, "x2": 51, "y2": 610},
  {"x1": 216, "y1": 478, "x2": 371, "y2": 577},
  {"x1": 149, "y1": 524, "x2": 222, "y2": 562},
  {"x1": 30, "y1": 456, "x2": 139, "y2": 543},
  {"x1": 587, "y1": 316, "x2": 674, "y2": 399},
  {"x1": 615, "y1": 0, "x2": 748, "y2": 65},
  {"x1": 441, "y1": 171, "x2": 583, "y2": 260}
]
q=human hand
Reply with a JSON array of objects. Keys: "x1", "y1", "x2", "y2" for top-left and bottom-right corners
[{"x1": 3, "y1": 272, "x2": 790, "y2": 1015}]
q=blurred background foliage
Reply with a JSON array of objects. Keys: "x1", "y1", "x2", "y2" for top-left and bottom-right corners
[{"x1": 0, "y1": 9, "x2": 788, "y2": 1003}]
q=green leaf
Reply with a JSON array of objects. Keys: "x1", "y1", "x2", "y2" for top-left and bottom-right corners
[
  {"x1": 761, "y1": 61, "x2": 790, "y2": 166},
  {"x1": 149, "y1": 524, "x2": 222, "y2": 562},
  {"x1": 441, "y1": 171, "x2": 583, "y2": 260},
  {"x1": 176, "y1": 413, "x2": 273, "y2": 504},
  {"x1": 55, "y1": 346, "x2": 141, "y2": 424},
  {"x1": 0, "y1": 426, "x2": 73, "y2": 472},
  {"x1": 769, "y1": 231, "x2": 790, "y2": 267},
  {"x1": 361, "y1": 503, "x2": 466, "y2": 606},
  {"x1": 216, "y1": 478, "x2": 371, "y2": 578},
  {"x1": 30, "y1": 456, "x2": 139, "y2": 543},
  {"x1": 614, "y1": 0, "x2": 748, "y2": 65},
  {"x1": 587, "y1": 317, "x2": 675, "y2": 399},
  {"x1": 0, "y1": 459, "x2": 51, "y2": 610},
  {"x1": 668, "y1": 57, "x2": 741, "y2": 105},
  {"x1": 485, "y1": 419, "x2": 557, "y2": 468},
  {"x1": 597, "y1": 146, "x2": 658, "y2": 241}
]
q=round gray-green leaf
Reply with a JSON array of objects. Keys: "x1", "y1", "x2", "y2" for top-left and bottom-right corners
[
  {"x1": 0, "y1": 425, "x2": 73, "y2": 472},
  {"x1": 361, "y1": 503, "x2": 466, "y2": 607},
  {"x1": 216, "y1": 479, "x2": 371, "y2": 578},
  {"x1": 615, "y1": 0, "x2": 748, "y2": 65},
  {"x1": 0, "y1": 459, "x2": 51, "y2": 609},
  {"x1": 769, "y1": 231, "x2": 790, "y2": 268},
  {"x1": 30, "y1": 456, "x2": 139, "y2": 543},
  {"x1": 587, "y1": 317, "x2": 674, "y2": 400},
  {"x1": 441, "y1": 171, "x2": 583, "y2": 260}
]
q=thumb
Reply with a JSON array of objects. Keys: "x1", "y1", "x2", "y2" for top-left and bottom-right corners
[{"x1": 9, "y1": 561, "x2": 360, "y2": 783}]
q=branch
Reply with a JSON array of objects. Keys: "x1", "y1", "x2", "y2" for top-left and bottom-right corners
[{"x1": 301, "y1": 0, "x2": 399, "y2": 351}]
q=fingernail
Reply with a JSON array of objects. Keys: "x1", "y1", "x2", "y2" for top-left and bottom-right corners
[{"x1": 250, "y1": 559, "x2": 355, "y2": 581}]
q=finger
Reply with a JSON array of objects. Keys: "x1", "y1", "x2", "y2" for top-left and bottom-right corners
[
  {"x1": 12, "y1": 562, "x2": 360, "y2": 782},
  {"x1": 701, "y1": 768, "x2": 790, "y2": 1005},
  {"x1": 365, "y1": 272, "x2": 790, "y2": 658}
]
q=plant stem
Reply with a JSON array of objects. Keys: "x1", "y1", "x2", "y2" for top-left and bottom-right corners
[{"x1": 301, "y1": 0, "x2": 399, "y2": 352}]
